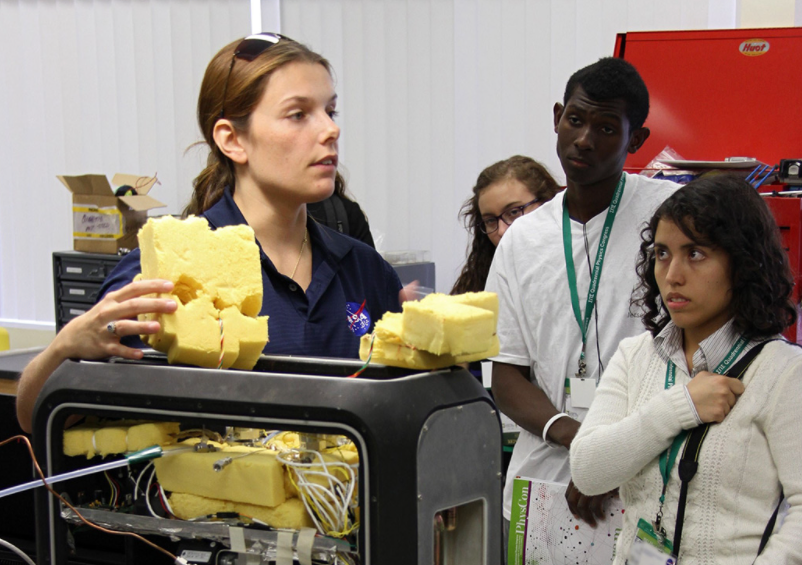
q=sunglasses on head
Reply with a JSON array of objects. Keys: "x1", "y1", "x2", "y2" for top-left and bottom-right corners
[{"x1": 219, "y1": 32, "x2": 291, "y2": 119}]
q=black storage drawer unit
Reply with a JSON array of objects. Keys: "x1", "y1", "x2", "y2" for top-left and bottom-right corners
[
  {"x1": 57, "y1": 301, "x2": 92, "y2": 326},
  {"x1": 57, "y1": 280, "x2": 104, "y2": 304},
  {"x1": 53, "y1": 252, "x2": 122, "y2": 331}
]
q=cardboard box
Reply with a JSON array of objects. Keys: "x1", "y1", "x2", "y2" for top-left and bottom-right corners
[{"x1": 58, "y1": 173, "x2": 165, "y2": 254}]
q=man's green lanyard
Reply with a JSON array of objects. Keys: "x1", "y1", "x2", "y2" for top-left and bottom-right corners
[
  {"x1": 562, "y1": 174, "x2": 625, "y2": 378},
  {"x1": 652, "y1": 334, "x2": 749, "y2": 537}
]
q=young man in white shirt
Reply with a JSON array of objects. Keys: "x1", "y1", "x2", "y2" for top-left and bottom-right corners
[{"x1": 486, "y1": 57, "x2": 679, "y2": 542}]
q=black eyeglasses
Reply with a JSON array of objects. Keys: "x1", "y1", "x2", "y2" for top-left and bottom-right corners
[
  {"x1": 478, "y1": 198, "x2": 542, "y2": 234},
  {"x1": 219, "y1": 32, "x2": 288, "y2": 119}
]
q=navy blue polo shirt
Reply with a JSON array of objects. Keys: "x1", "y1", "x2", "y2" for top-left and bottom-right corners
[{"x1": 99, "y1": 188, "x2": 402, "y2": 359}]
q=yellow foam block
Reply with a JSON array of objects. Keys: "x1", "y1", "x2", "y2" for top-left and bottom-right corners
[
  {"x1": 373, "y1": 312, "x2": 404, "y2": 345},
  {"x1": 127, "y1": 422, "x2": 181, "y2": 452},
  {"x1": 220, "y1": 306, "x2": 269, "y2": 370},
  {"x1": 324, "y1": 446, "x2": 359, "y2": 466},
  {"x1": 266, "y1": 431, "x2": 301, "y2": 452},
  {"x1": 154, "y1": 442, "x2": 286, "y2": 507},
  {"x1": 169, "y1": 492, "x2": 313, "y2": 530},
  {"x1": 401, "y1": 300, "x2": 494, "y2": 356},
  {"x1": 63, "y1": 426, "x2": 99, "y2": 459},
  {"x1": 138, "y1": 216, "x2": 268, "y2": 370},
  {"x1": 139, "y1": 216, "x2": 262, "y2": 316},
  {"x1": 360, "y1": 334, "x2": 457, "y2": 370},
  {"x1": 94, "y1": 426, "x2": 128, "y2": 457},
  {"x1": 454, "y1": 335, "x2": 500, "y2": 363},
  {"x1": 424, "y1": 291, "x2": 499, "y2": 327},
  {"x1": 361, "y1": 333, "x2": 498, "y2": 371},
  {"x1": 63, "y1": 421, "x2": 180, "y2": 458}
]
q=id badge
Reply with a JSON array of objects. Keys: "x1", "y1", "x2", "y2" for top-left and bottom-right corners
[
  {"x1": 569, "y1": 377, "x2": 596, "y2": 409},
  {"x1": 627, "y1": 519, "x2": 676, "y2": 565}
]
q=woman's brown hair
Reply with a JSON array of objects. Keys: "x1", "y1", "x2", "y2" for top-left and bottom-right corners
[
  {"x1": 185, "y1": 36, "x2": 332, "y2": 216},
  {"x1": 451, "y1": 156, "x2": 560, "y2": 294}
]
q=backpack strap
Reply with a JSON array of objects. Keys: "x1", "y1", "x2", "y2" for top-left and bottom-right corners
[
  {"x1": 320, "y1": 195, "x2": 351, "y2": 235},
  {"x1": 330, "y1": 194, "x2": 350, "y2": 235},
  {"x1": 672, "y1": 339, "x2": 777, "y2": 556},
  {"x1": 321, "y1": 197, "x2": 338, "y2": 231}
]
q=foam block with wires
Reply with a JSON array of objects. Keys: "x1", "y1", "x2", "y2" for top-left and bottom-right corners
[
  {"x1": 361, "y1": 291, "x2": 499, "y2": 369},
  {"x1": 361, "y1": 334, "x2": 499, "y2": 370},
  {"x1": 153, "y1": 440, "x2": 286, "y2": 507},
  {"x1": 137, "y1": 215, "x2": 268, "y2": 369},
  {"x1": 168, "y1": 492, "x2": 314, "y2": 530},
  {"x1": 63, "y1": 421, "x2": 180, "y2": 459}
]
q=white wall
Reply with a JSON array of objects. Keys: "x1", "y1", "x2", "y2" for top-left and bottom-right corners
[{"x1": 2, "y1": 0, "x2": 795, "y2": 328}]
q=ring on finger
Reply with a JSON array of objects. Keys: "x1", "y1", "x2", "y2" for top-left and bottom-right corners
[{"x1": 106, "y1": 321, "x2": 118, "y2": 336}]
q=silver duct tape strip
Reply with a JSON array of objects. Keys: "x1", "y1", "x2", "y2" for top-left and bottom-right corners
[{"x1": 60, "y1": 506, "x2": 353, "y2": 561}]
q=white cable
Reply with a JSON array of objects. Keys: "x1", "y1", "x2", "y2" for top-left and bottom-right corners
[
  {"x1": 0, "y1": 537, "x2": 36, "y2": 565},
  {"x1": 279, "y1": 449, "x2": 357, "y2": 535},
  {"x1": 159, "y1": 484, "x2": 176, "y2": 517},
  {"x1": 294, "y1": 481, "x2": 325, "y2": 534},
  {"x1": 305, "y1": 474, "x2": 349, "y2": 525},
  {"x1": 134, "y1": 461, "x2": 154, "y2": 501},
  {"x1": 299, "y1": 464, "x2": 345, "y2": 531},
  {"x1": 145, "y1": 465, "x2": 160, "y2": 518},
  {"x1": 295, "y1": 474, "x2": 343, "y2": 526},
  {"x1": 299, "y1": 482, "x2": 341, "y2": 529}
]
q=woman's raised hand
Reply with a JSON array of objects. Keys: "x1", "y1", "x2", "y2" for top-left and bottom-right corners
[
  {"x1": 53, "y1": 279, "x2": 177, "y2": 362},
  {"x1": 17, "y1": 279, "x2": 177, "y2": 433},
  {"x1": 686, "y1": 371, "x2": 745, "y2": 423}
]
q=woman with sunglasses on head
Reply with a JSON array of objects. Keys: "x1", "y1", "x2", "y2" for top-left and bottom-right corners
[
  {"x1": 451, "y1": 155, "x2": 560, "y2": 295},
  {"x1": 17, "y1": 34, "x2": 402, "y2": 433},
  {"x1": 569, "y1": 175, "x2": 802, "y2": 564}
]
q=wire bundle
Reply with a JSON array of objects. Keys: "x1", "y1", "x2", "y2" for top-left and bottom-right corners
[{"x1": 278, "y1": 449, "x2": 359, "y2": 539}]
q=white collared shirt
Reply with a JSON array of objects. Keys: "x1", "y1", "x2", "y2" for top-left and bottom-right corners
[{"x1": 652, "y1": 318, "x2": 758, "y2": 378}]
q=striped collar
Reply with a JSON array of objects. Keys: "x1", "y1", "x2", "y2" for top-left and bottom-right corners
[{"x1": 653, "y1": 318, "x2": 757, "y2": 377}]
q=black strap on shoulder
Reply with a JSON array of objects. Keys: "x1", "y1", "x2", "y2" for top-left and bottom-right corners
[
  {"x1": 330, "y1": 194, "x2": 349, "y2": 235},
  {"x1": 320, "y1": 195, "x2": 350, "y2": 235},
  {"x1": 672, "y1": 339, "x2": 777, "y2": 556},
  {"x1": 321, "y1": 197, "x2": 337, "y2": 231}
]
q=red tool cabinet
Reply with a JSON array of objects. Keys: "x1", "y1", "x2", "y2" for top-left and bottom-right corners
[{"x1": 615, "y1": 27, "x2": 802, "y2": 342}]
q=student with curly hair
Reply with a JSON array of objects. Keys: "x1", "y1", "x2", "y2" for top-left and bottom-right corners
[
  {"x1": 570, "y1": 175, "x2": 802, "y2": 564},
  {"x1": 451, "y1": 155, "x2": 560, "y2": 295}
]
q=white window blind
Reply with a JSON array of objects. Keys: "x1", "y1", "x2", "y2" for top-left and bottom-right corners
[{"x1": 0, "y1": 0, "x2": 254, "y2": 327}]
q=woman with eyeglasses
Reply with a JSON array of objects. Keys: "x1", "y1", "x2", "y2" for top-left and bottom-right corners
[
  {"x1": 451, "y1": 155, "x2": 560, "y2": 295},
  {"x1": 17, "y1": 33, "x2": 403, "y2": 433}
]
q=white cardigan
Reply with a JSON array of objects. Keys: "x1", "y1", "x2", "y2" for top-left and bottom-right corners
[{"x1": 570, "y1": 332, "x2": 802, "y2": 565}]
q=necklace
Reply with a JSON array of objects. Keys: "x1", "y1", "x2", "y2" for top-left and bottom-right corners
[{"x1": 289, "y1": 228, "x2": 308, "y2": 281}]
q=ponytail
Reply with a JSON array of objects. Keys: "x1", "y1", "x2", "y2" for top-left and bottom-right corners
[{"x1": 184, "y1": 147, "x2": 235, "y2": 216}]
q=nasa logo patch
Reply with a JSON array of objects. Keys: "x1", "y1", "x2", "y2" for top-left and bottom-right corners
[{"x1": 346, "y1": 300, "x2": 371, "y2": 337}]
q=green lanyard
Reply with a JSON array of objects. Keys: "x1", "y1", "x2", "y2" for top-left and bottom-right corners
[
  {"x1": 654, "y1": 334, "x2": 749, "y2": 533},
  {"x1": 561, "y1": 174, "x2": 625, "y2": 377}
]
